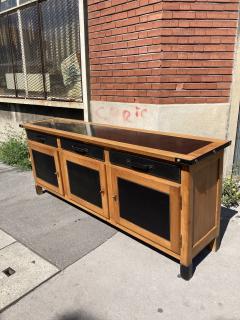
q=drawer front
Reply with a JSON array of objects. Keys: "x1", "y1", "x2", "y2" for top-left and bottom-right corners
[
  {"x1": 110, "y1": 150, "x2": 180, "y2": 182},
  {"x1": 61, "y1": 138, "x2": 104, "y2": 161},
  {"x1": 27, "y1": 130, "x2": 57, "y2": 147}
]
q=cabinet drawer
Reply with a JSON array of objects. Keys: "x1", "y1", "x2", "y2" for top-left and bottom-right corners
[
  {"x1": 27, "y1": 130, "x2": 57, "y2": 147},
  {"x1": 61, "y1": 138, "x2": 104, "y2": 161},
  {"x1": 110, "y1": 150, "x2": 180, "y2": 182}
]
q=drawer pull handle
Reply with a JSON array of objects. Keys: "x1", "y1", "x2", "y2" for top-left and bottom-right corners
[
  {"x1": 54, "y1": 171, "x2": 59, "y2": 177},
  {"x1": 127, "y1": 160, "x2": 153, "y2": 172},
  {"x1": 72, "y1": 146, "x2": 89, "y2": 154}
]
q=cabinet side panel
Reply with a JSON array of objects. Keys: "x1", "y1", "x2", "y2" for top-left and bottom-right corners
[{"x1": 192, "y1": 155, "x2": 220, "y2": 245}]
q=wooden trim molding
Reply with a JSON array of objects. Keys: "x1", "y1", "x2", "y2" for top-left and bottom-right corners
[
  {"x1": 79, "y1": 0, "x2": 90, "y2": 121},
  {"x1": 0, "y1": 97, "x2": 84, "y2": 109},
  {"x1": 22, "y1": 118, "x2": 230, "y2": 164}
]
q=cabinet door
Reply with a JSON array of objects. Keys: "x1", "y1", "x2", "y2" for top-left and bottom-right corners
[
  {"x1": 110, "y1": 166, "x2": 181, "y2": 253},
  {"x1": 61, "y1": 150, "x2": 109, "y2": 218},
  {"x1": 28, "y1": 141, "x2": 63, "y2": 195}
]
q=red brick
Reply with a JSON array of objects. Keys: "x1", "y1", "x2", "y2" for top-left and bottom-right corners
[{"x1": 88, "y1": 0, "x2": 236, "y2": 104}]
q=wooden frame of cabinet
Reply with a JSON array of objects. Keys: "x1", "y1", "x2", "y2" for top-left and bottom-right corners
[
  {"x1": 109, "y1": 165, "x2": 181, "y2": 254},
  {"x1": 60, "y1": 150, "x2": 109, "y2": 219},
  {"x1": 23, "y1": 118, "x2": 230, "y2": 164},
  {"x1": 28, "y1": 140, "x2": 63, "y2": 196},
  {"x1": 22, "y1": 119, "x2": 230, "y2": 280}
]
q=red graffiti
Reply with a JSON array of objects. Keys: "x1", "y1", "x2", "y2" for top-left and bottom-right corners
[
  {"x1": 123, "y1": 106, "x2": 148, "y2": 122},
  {"x1": 135, "y1": 106, "x2": 141, "y2": 118},
  {"x1": 123, "y1": 110, "x2": 131, "y2": 122},
  {"x1": 94, "y1": 105, "x2": 148, "y2": 123},
  {"x1": 95, "y1": 106, "x2": 120, "y2": 121},
  {"x1": 95, "y1": 106, "x2": 106, "y2": 120},
  {"x1": 110, "y1": 106, "x2": 119, "y2": 117}
]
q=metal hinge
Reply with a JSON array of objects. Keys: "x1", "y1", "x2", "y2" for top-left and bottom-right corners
[{"x1": 112, "y1": 194, "x2": 118, "y2": 202}]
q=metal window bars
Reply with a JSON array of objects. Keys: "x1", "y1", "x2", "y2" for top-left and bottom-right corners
[
  {"x1": 0, "y1": 0, "x2": 17, "y2": 12},
  {"x1": 0, "y1": 0, "x2": 83, "y2": 102}
]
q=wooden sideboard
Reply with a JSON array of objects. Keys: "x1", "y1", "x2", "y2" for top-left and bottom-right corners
[{"x1": 21, "y1": 118, "x2": 230, "y2": 280}]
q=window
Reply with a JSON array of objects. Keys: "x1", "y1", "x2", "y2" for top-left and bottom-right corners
[
  {"x1": 0, "y1": 0, "x2": 17, "y2": 11},
  {"x1": 0, "y1": 0, "x2": 83, "y2": 102}
]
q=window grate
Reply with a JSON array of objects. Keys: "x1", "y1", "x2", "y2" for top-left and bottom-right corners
[
  {"x1": 41, "y1": 0, "x2": 82, "y2": 102},
  {"x1": 0, "y1": 14, "x2": 15, "y2": 97},
  {"x1": 0, "y1": 0, "x2": 83, "y2": 102},
  {"x1": 0, "y1": 0, "x2": 17, "y2": 12}
]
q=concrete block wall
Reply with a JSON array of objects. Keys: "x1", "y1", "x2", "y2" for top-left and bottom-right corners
[
  {"x1": 88, "y1": 0, "x2": 239, "y2": 105},
  {"x1": 0, "y1": 104, "x2": 83, "y2": 142}
]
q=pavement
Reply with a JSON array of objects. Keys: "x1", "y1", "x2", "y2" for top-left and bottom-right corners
[{"x1": 0, "y1": 163, "x2": 240, "y2": 320}]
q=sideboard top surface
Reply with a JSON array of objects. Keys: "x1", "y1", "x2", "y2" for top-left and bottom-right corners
[{"x1": 22, "y1": 118, "x2": 231, "y2": 164}]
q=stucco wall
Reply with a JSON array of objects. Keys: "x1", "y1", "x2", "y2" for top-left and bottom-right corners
[{"x1": 91, "y1": 101, "x2": 229, "y2": 139}]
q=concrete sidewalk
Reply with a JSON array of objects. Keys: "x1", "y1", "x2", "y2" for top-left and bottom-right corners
[
  {"x1": 0, "y1": 163, "x2": 240, "y2": 319},
  {"x1": 0, "y1": 163, "x2": 116, "y2": 270}
]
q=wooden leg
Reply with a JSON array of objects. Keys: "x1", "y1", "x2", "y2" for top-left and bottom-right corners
[
  {"x1": 209, "y1": 236, "x2": 220, "y2": 252},
  {"x1": 180, "y1": 167, "x2": 194, "y2": 281},
  {"x1": 180, "y1": 263, "x2": 193, "y2": 281},
  {"x1": 35, "y1": 185, "x2": 44, "y2": 195}
]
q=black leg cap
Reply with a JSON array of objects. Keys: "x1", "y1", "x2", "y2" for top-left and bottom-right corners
[
  {"x1": 180, "y1": 264, "x2": 193, "y2": 281},
  {"x1": 35, "y1": 185, "x2": 44, "y2": 195}
]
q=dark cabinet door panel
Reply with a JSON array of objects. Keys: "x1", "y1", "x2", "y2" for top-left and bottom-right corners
[
  {"x1": 118, "y1": 178, "x2": 170, "y2": 241},
  {"x1": 67, "y1": 161, "x2": 102, "y2": 208},
  {"x1": 32, "y1": 150, "x2": 58, "y2": 187}
]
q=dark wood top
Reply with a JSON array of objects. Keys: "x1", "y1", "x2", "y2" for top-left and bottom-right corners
[{"x1": 22, "y1": 118, "x2": 231, "y2": 164}]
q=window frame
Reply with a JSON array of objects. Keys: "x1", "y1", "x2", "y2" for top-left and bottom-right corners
[{"x1": 0, "y1": 0, "x2": 89, "y2": 120}]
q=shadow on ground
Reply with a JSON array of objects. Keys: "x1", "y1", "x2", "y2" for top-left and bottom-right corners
[
  {"x1": 119, "y1": 205, "x2": 237, "y2": 278},
  {"x1": 193, "y1": 206, "x2": 237, "y2": 274},
  {"x1": 57, "y1": 311, "x2": 102, "y2": 320},
  {"x1": 66, "y1": 197, "x2": 237, "y2": 279},
  {"x1": 219, "y1": 206, "x2": 238, "y2": 246}
]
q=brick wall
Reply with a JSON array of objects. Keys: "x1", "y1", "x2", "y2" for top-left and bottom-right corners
[{"x1": 88, "y1": 0, "x2": 239, "y2": 105}]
